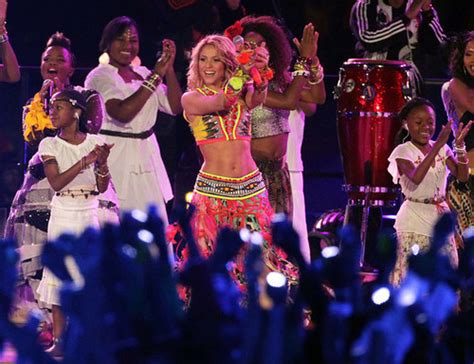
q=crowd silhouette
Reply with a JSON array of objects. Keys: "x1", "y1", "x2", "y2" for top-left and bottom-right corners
[{"x1": 0, "y1": 203, "x2": 472, "y2": 363}]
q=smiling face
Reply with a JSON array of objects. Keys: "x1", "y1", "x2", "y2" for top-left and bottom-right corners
[
  {"x1": 463, "y1": 40, "x2": 474, "y2": 77},
  {"x1": 405, "y1": 104, "x2": 436, "y2": 147},
  {"x1": 108, "y1": 26, "x2": 139, "y2": 68},
  {"x1": 49, "y1": 99, "x2": 77, "y2": 129},
  {"x1": 40, "y1": 46, "x2": 74, "y2": 83},
  {"x1": 198, "y1": 44, "x2": 225, "y2": 89}
]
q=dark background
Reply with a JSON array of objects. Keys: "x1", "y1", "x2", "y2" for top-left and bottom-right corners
[{"x1": 1, "y1": 0, "x2": 473, "y2": 227}]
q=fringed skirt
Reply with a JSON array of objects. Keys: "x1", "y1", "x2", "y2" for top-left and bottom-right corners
[
  {"x1": 255, "y1": 157, "x2": 293, "y2": 217},
  {"x1": 173, "y1": 169, "x2": 299, "y2": 294}
]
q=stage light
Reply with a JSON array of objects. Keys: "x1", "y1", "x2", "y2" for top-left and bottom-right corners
[
  {"x1": 185, "y1": 191, "x2": 194, "y2": 204},
  {"x1": 371, "y1": 286, "x2": 390, "y2": 305},
  {"x1": 122, "y1": 245, "x2": 137, "y2": 259},
  {"x1": 266, "y1": 271, "x2": 286, "y2": 288},
  {"x1": 131, "y1": 209, "x2": 147, "y2": 223},
  {"x1": 463, "y1": 226, "x2": 474, "y2": 238},
  {"x1": 410, "y1": 244, "x2": 420, "y2": 256},
  {"x1": 138, "y1": 229, "x2": 154, "y2": 244},
  {"x1": 239, "y1": 228, "x2": 251, "y2": 243},
  {"x1": 321, "y1": 246, "x2": 340, "y2": 259},
  {"x1": 250, "y1": 231, "x2": 263, "y2": 246}
]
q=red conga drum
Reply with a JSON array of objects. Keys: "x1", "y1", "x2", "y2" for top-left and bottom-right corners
[{"x1": 335, "y1": 59, "x2": 412, "y2": 206}]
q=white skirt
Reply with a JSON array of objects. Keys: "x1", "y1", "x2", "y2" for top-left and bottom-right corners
[{"x1": 37, "y1": 205, "x2": 99, "y2": 306}]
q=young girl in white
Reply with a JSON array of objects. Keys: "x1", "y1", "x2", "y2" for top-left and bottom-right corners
[
  {"x1": 388, "y1": 97, "x2": 472, "y2": 286},
  {"x1": 36, "y1": 89, "x2": 112, "y2": 356}
]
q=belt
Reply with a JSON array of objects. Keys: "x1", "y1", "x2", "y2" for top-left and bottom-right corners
[
  {"x1": 100, "y1": 128, "x2": 154, "y2": 139},
  {"x1": 406, "y1": 197, "x2": 445, "y2": 205},
  {"x1": 55, "y1": 189, "x2": 99, "y2": 198}
]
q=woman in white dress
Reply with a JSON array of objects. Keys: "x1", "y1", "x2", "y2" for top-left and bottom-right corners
[{"x1": 85, "y1": 16, "x2": 182, "y2": 220}]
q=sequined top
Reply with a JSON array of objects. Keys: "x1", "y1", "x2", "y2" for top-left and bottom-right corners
[
  {"x1": 441, "y1": 81, "x2": 474, "y2": 151},
  {"x1": 250, "y1": 81, "x2": 290, "y2": 138},
  {"x1": 186, "y1": 86, "x2": 251, "y2": 145}
]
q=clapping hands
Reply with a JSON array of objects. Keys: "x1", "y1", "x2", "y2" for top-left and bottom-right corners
[
  {"x1": 154, "y1": 39, "x2": 176, "y2": 77},
  {"x1": 84, "y1": 143, "x2": 114, "y2": 167}
]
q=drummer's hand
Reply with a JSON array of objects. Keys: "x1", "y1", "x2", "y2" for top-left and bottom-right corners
[
  {"x1": 433, "y1": 120, "x2": 453, "y2": 150},
  {"x1": 453, "y1": 120, "x2": 474, "y2": 147},
  {"x1": 293, "y1": 23, "x2": 316, "y2": 59}
]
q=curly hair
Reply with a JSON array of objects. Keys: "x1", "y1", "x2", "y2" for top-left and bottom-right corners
[
  {"x1": 43, "y1": 32, "x2": 76, "y2": 67},
  {"x1": 449, "y1": 31, "x2": 474, "y2": 89},
  {"x1": 187, "y1": 34, "x2": 238, "y2": 90},
  {"x1": 240, "y1": 15, "x2": 293, "y2": 87}
]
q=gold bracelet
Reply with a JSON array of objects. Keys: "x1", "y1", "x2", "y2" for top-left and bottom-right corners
[{"x1": 147, "y1": 72, "x2": 162, "y2": 87}]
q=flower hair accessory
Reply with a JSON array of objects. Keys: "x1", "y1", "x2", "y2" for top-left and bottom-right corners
[{"x1": 224, "y1": 20, "x2": 244, "y2": 43}]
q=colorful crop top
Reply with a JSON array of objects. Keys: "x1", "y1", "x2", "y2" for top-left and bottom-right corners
[{"x1": 186, "y1": 86, "x2": 251, "y2": 145}]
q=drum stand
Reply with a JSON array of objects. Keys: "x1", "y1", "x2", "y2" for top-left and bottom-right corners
[{"x1": 359, "y1": 186, "x2": 371, "y2": 269}]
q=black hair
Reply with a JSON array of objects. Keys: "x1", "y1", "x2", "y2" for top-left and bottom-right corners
[
  {"x1": 448, "y1": 31, "x2": 474, "y2": 89},
  {"x1": 240, "y1": 15, "x2": 293, "y2": 87},
  {"x1": 51, "y1": 89, "x2": 88, "y2": 133},
  {"x1": 99, "y1": 16, "x2": 139, "y2": 53},
  {"x1": 395, "y1": 97, "x2": 436, "y2": 145},
  {"x1": 45, "y1": 32, "x2": 76, "y2": 67}
]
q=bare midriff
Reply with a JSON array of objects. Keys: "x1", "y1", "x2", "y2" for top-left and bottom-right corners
[
  {"x1": 251, "y1": 133, "x2": 288, "y2": 160},
  {"x1": 199, "y1": 139, "x2": 257, "y2": 177}
]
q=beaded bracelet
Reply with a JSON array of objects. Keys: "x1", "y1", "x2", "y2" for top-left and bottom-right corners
[
  {"x1": 292, "y1": 70, "x2": 310, "y2": 78},
  {"x1": 453, "y1": 144, "x2": 467, "y2": 156},
  {"x1": 142, "y1": 72, "x2": 162, "y2": 93},
  {"x1": 95, "y1": 170, "x2": 111, "y2": 178},
  {"x1": 294, "y1": 56, "x2": 312, "y2": 70},
  {"x1": 308, "y1": 63, "x2": 324, "y2": 85}
]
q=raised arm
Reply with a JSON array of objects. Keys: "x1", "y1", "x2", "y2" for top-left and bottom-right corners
[
  {"x1": 104, "y1": 39, "x2": 182, "y2": 123},
  {"x1": 418, "y1": 0, "x2": 446, "y2": 51},
  {"x1": 160, "y1": 39, "x2": 182, "y2": 114},
  {"x1": 265, "y1": 23, "x2": 317, "y2": 110},
  {"x1": 396, "y1": 121, "x2": 451, "y2": 185},
  {"x1": 350, "y1": 0, "x2": 426, "y2": 53},
  {"x1": 0, "y1": 0, "x2": 20, "y2": 83},
  {"x1": 299, "y1": 30, "x2": 326, "y2": 107},
  {"x1": 181, "y1": 90, "x2": 227, "y2": 117},
  {"x1": 445, "y1": 120, "x2": 473, "y2": 182}
]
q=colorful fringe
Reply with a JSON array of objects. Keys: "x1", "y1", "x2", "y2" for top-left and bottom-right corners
[{"x1": 170, "y1": 170, "x2": 299, "y2": 300}]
